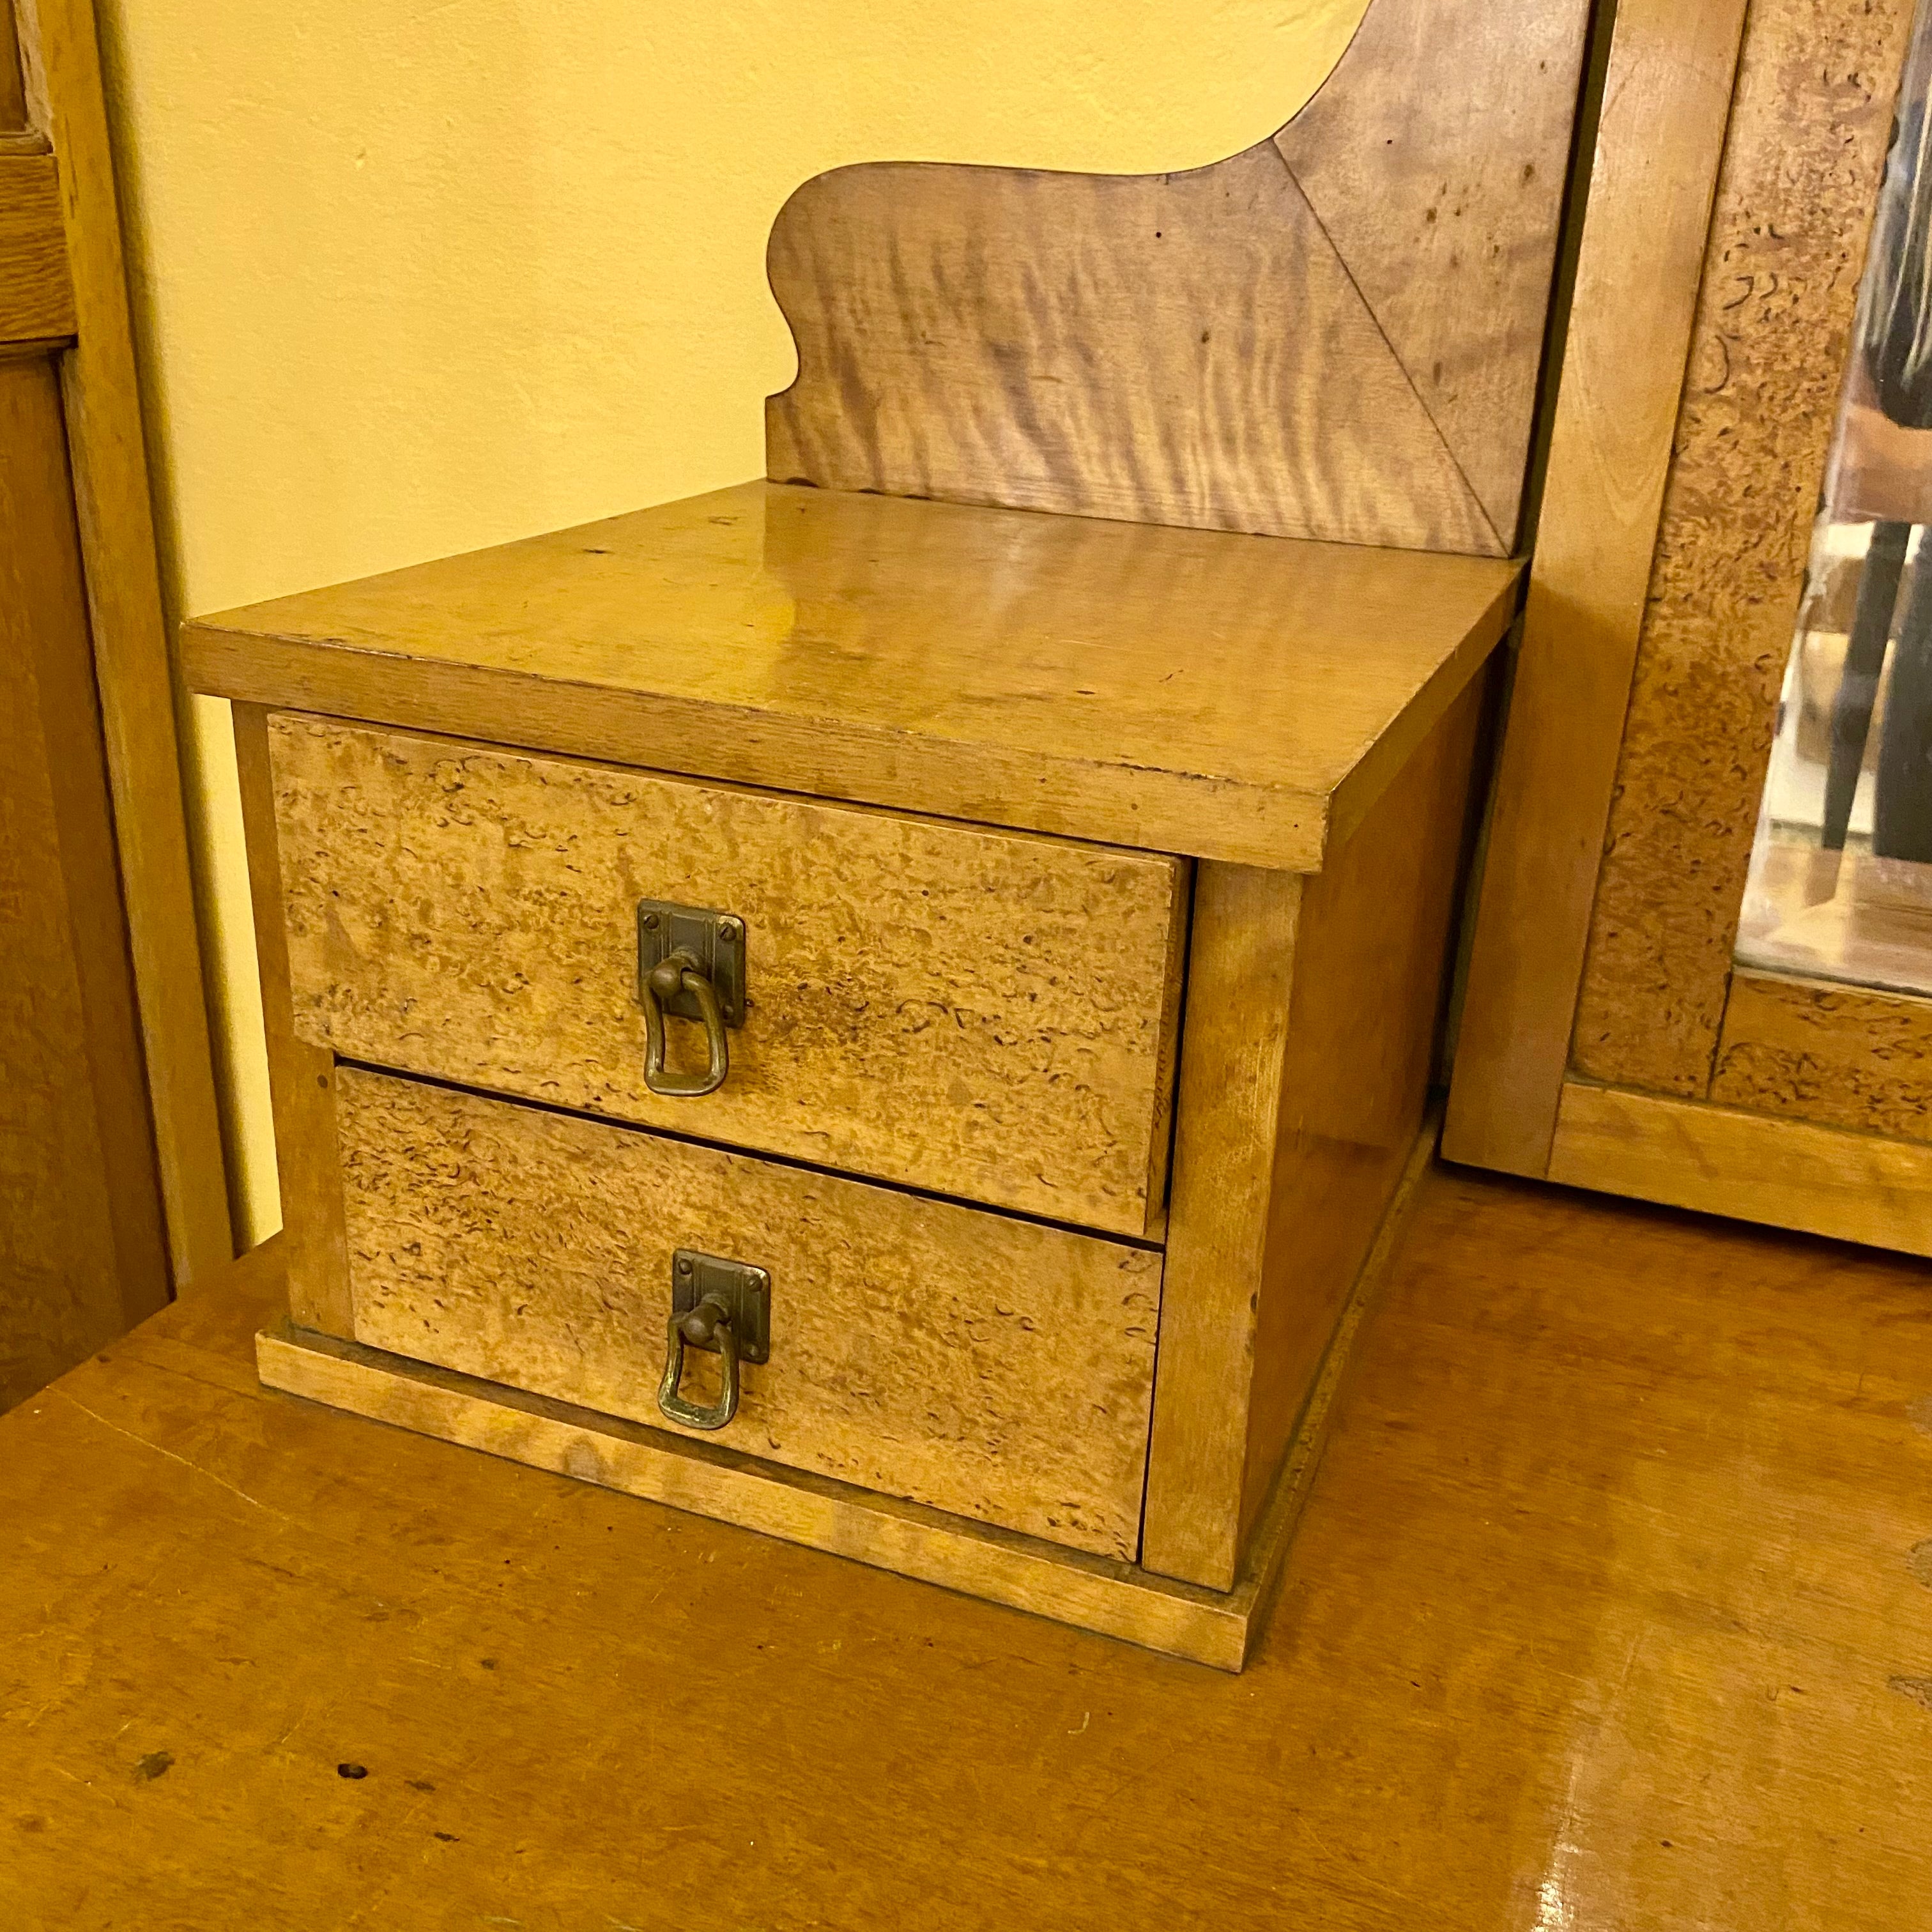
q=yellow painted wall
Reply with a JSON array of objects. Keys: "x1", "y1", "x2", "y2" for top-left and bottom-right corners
[{"x1": 95, "y1": 0, "x2": 1367, "y2": 1243}]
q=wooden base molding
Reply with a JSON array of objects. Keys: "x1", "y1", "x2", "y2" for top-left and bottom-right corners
[
  {"x1": 257, "y1": 1118, "x2": 1436, "y2": 1671},
  {"x1": 257, "y1": 1322, "x2": 1263, "y2": 1669},
  {"x1": 1544, "y1": 1080, "x2": 1932, "y2": 1257}
]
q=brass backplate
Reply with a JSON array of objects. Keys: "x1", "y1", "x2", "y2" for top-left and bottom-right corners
[
  {"x1": 670, "y1": 1248, "x2": 770, "y2": 1363},
  {"x1": 636, "y1": 900, "x2": 747, "y2": 1027}
]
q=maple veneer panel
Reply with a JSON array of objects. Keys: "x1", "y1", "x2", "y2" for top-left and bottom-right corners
[
  {"x1": 1144, "y1": 676, "x2": 1485, "y2": 1588},
  {"x1": 268, "y1": 714, "x2": 1186, "y2": 1238},
  {"x1": 1572, "y1": 0, "x2": 1913, "y2": 1095},
  {"x1": 234, "y1": 705, "x2": 354, "y2": 1338},
  {"x1": 335, "y1": 1068, "x2": 1161, "y2": 1561},
  {"x1": 767, "y1": 145, "x2": 1499, "y2": 555},
  {"x1": 183, "y1": 482, "x2": 1522, "y2": 874},
  {"x1": 1271, "y1": 0, "x2": 1587, "y2": 540},
  {"x1": 1239, "y1": 673, "x2": 1483, "y2": 1539},
  {"x1": 765, "y1": 0, "x2": 1590, "y2": 554},
  {"x1": 1710, "y1": 969, "x2": 1932, "y2": 1143}
]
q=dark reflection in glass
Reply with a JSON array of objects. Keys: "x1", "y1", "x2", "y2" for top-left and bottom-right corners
[{"x1": 1740, "y1": 3, "x2": 1932, "y2": 995}]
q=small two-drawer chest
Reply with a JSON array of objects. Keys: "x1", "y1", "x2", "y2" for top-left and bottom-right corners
[{"x1": 186, "y1": 482, "x2": 1519, "y2": 1667}]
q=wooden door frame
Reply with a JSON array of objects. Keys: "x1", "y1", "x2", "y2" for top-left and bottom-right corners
[
  {"x1": 3, "y1": 0, "x2": 231, "y2": 1284},
  {"x1": 1446, "y1": 0, "x2": 1932, "y2": 1253}
]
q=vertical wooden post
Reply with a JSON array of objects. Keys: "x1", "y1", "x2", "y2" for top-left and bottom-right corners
[
  {"x1": 1143, "y1": 865, "x2": 1301, "y2": 1591},
  {"x1": 16, "y1": 0, "x2": 233, "y2": 1281},
  {"x1": 233, "y1": 705, "x2": 353, "y2": 1338},
  {"x1": 1443, "y1": 0, "x2": 1751, "y2": 1174}
]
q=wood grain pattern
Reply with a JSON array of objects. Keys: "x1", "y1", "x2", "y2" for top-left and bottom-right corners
[
  {"x1": 1570, "y1": 0, "x2": 1914, "y2": 1097},
  {"x1": 1271, "y1": 0, "x2": 1588, "y2": 540},
  {"x1": 23, "y1": 0, "x2": 232, "y2": 1280},
  {"x1": 233, "y1": 704, "x2": 353, "y2": 1339},
  {"x1": 0, "y1": 151, "x2": 73, "y2": 341},
  {"x1": 1444, "y1": 0, "x2": 1750, "y2": 1177},
  {"x1": 264, "y1": 1123, "x2": 1422, "y2": 1673},
  {"x1": 1710, "y1": 968, "x2": 1932, "y2": 1143},
  {"x1": 335, "y1": 1068, "x2": 1161, "y2": 1562},
  {"x1": 765, "y1": 0, "x2": 1591, "y2": 555},
  {"x1": 1140, "y1": 863, "x2": 1300, "y2": 1589},
  {"x1": 1548, "y1": 1078, "x2": 1932, "y2": 1256},
  {"x1": 18, "y1": 1161, "x2": 1932, "y2": 1923},
  {"x1": 0, "y1": 353, "x2": 167, "y2": 1411},
  {"x1": 183, "y1": 481, "x2": 1522, "y2": 875},
  {"x1": 269, "y1": 715, "x2": 1186, "y2": 1239},
  {"x1": 768, "y1": 146, "x2": 1499, "y2": 555},
  {"x1": 1145, "y1": 680, "x2": 1484, "y2": 1588},
  {"x1": 1239, "y1": 671, "x2": 1485, "y2": 1540}
]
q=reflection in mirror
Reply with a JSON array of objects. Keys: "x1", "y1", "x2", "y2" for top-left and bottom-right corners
[{"x1": 1740, "y1": 1, "x2": 1932, "y2": 996}]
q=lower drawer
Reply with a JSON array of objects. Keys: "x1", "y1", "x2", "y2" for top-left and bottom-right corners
[{"x1": 334, "y1": 1067, "x2": 1163, "y2": 1560}]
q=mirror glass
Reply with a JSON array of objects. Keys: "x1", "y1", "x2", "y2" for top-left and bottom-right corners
[{"x1": 1739, "y1": 6, "x2": 1932, "y2": 996}]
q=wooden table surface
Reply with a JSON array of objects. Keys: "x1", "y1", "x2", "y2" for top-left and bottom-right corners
[{"x1": 6, "y1": 1163, "x2": 1931, "y2": 1930}]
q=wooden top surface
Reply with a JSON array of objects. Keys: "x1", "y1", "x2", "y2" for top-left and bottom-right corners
[
  {"x1": 8, "y1": 1166, "x2": 1932, "y2": 1929},
  {"x1": 182, "y1": 482, "x2": 1521, "y2": 871}
]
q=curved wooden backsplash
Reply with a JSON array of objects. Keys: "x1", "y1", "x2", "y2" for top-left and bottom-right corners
[{"x1": 764, "y1": 0, "x2": 1593, "y2": 556}]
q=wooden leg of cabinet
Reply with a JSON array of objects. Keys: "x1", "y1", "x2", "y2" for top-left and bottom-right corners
[{"x1": 234, "y1": 702, "x2": 354, "y2": 1338}]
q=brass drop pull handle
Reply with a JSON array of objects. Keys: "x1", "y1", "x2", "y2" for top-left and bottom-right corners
[
  {"x1": 641, "y1": 949, "x2": 729, "y2": 1097},
  {"x1": 656, "y1": 1250, "x2": 771, "y2": 1434},
  {"x1": 657, "y1": 1292, "x2": 742, "y2": 1430},
  {"x1": 636, "y1": 901, "x2": 746, "y2": 1100}
]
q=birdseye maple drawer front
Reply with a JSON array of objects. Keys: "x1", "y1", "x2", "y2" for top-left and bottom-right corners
[
  {"x1": 268, "y1": 714, "x2": 1187, "y2": 1239},
  {"x1": 335, "y1": 1067, "x2": 1162, "y2": 1559}
]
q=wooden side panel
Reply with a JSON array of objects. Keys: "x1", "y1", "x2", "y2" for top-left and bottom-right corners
[
  {"x1": 1444, "y1": 0, "x2": 1749, "y2": 1177},
  {"x1": 0, "y1": 353, "x2": 167, "y2": 1409},
  {"x1": 1272, "y1": 0, "x2": 1588, "y2": 540},
  {"x1": 1144, "y1": 678, "x2": 1485, "y2": 1589},
  {"x1": 1238, "y1": 675, "x2": 1485, "y2": 1542},
  {"x1": 27, "y1": 0, "x2": 232, "y2": 1280},
  {"x1": 268, "y1": 715, "x2": 1187, "y2": 1239},
  {"x1": 1549, "y1": 1079, "x2": 1932, "y2": 1258},
  {"x1": 765, "y1": 0, "x2": 1591, "y2": 555},
  {"x1": 0, "y1": 153, "x2": 74, "y2": 341},
  {"x1": 233, "y1": 705, "x2": 353, "y2": 1338},
  {"x1": 1140, "y1": 864, "x2": 1301, "y2": 1590},
  {"x1": 1571, "y1": 0, "x2": 1914, "y2": 1096},
  {"x1": 335, "y1": 1068, "x2": 1162, "y2": 1563},
  {"x1": 1710, "y1": 969, "x2": 1932, "y2": 1142}
]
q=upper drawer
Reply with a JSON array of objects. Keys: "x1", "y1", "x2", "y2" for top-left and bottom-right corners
[{"x1": 266, "y1": 714, "x2": 1188, "y2": 1237}]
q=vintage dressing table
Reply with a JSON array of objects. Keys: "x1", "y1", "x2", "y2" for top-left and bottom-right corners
[{"x1": 183, "y1": 0, "x2": 1593, "y2": 1667}]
